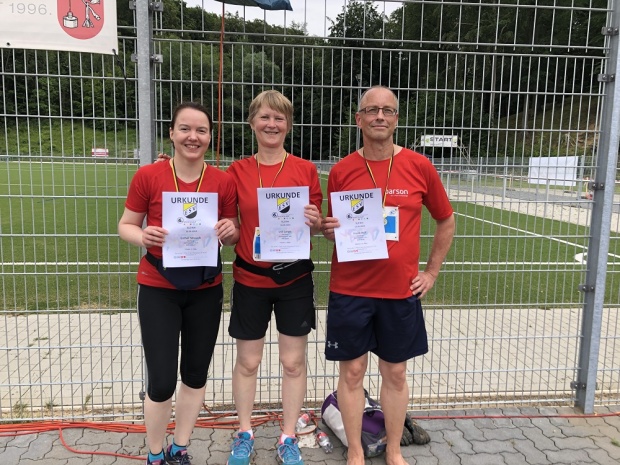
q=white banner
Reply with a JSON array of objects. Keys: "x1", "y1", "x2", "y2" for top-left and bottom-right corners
[
  {"x1": 528, "y1": 156, "x2": 579, "y2": 187},
  {"x1": 0, "y1": 0, "x2": 117, "y2": 55},
  {"x1": 420, "y1": 135, "x2": 459, "y2": 148}
]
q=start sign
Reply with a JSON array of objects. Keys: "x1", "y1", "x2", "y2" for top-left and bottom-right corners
[{"x1": 420, "y1": 135, "x2": 459, "y2": 148}]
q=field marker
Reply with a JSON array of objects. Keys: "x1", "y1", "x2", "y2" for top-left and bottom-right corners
[{"x1": 454, "y1": 212, "x2": 620, "y2": 263}]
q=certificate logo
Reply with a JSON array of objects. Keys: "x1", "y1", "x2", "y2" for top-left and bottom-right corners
[
  {"x1": 183, "y1": 202, "x2": 198, "y2": 219},
  {"x1": 277, "y1": 197, "x2": 291, "y2": 214},
  {"x1": 351, "y1": 198, "x2": 364, "y2": 214}
]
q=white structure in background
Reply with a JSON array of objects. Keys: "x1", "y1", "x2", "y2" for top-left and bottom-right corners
[
  {"x1": 528, "y1": 156, "x2": 580, "y2": 187},
  {"x1": 421, "y1": 134, "x2": 459, "y2": 148},
  {"x1": 413, "y1": 134, "x2": 472, "y2": 165},
  {"x1": 91, "y1": 148, "x2": 109, "y2": 157}
]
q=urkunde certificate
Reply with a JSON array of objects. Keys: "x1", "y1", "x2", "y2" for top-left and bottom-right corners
[
  {"x1": 161, "y1": 192, "x2": 219, "y2": 267},
  {"x1": 257, "y1": 186, "x2": 310, "y2": 261},
  {"x1": 330, "y1": 188, "x2": 388, "y2": 262}
]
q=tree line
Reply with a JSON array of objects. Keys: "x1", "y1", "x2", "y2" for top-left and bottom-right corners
[{"x1": 1, "y1": 0, "x2": 606, "y2": 159}]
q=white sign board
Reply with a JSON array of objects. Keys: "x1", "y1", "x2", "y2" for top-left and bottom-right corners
[
  {"x1": 91, "y1": 148, "x2": 108, "y2": 157},
  {"x1": 420, "y1": 135, "x2": 459, "y2": 148},
  {"x1": 0, "y1": 0, "x2": 118, "y2": 55},
  {"x1": 528, "y1": 156, "x2": 579, "y2": 187}
]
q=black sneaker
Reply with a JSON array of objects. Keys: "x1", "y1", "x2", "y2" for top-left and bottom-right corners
[
  {"x1": 165, "y1": 444, "x2": 192, "y2": 465},
  {"x1": 401, "y1": 414, "x2": 431, "y2": 445}
]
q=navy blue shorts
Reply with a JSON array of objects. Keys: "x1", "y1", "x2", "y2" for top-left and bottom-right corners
[
  {"x1": 228, "y1": 273, "x2": 316, "y2": 340},
  {"x1": 325, "y1": 292, "x2": 428, "y2": 363}
]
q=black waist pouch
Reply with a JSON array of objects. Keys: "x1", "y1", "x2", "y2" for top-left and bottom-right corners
[
  {"x1": 145, "y1": 252, "x2": 222, "y2": 290},
  {"x1": 235, "y1": 256, "x2": 314, "y2": 285}
]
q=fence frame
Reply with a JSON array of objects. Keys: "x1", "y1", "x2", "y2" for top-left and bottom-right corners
[{"x1": 1, "y1": 0, "x2": 619, "y2": 422}]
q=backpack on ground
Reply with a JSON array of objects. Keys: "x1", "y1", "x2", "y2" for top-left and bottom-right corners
[
  {"x1": 320, "y1": 389, "x2": 431, "y2": 457},
  {"x1": 321, "y1": 389, "x2": 387, "y2": 457}
]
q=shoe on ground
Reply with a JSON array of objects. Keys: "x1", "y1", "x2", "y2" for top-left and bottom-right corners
[
  {"x1": 227, "y1": 431, "x2": 255, "y2": 465},
  {"x1": 165, "y1": 444, "x2": 192, "y2": 465},
  {"x1": 146, "y1": 456, "x2": 168, "y2": 465},
  {"x1": 401, "y1": 413, "x2": 431, "y2": 446},
  {"x1": 276, "y1": 437, "x2": 304, "y2": 465}
]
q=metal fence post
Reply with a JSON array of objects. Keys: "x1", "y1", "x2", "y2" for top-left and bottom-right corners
[
  {"x1": 575, "y1": 4, "x2": 620, "y2": 413},
  {"x1": 132, "y1": 0, "x2": 164, "y2": 402},
  {"x1": 134, "y1": 0, "x2": 160, "y2": 166}
]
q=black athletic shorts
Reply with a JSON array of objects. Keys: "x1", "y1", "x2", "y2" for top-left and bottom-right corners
[{"x1": 228, "y1": 273, "x2": 316, "y2": 340}]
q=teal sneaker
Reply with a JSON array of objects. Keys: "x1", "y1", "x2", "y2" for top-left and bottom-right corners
[
  {"x1": 146, "y1": 456, "x2": 168, "y2": 465},
  {"x1": 227, "y1": 432, "x2": 255, "y2": 465},
  {"x1": 276, "y1": 437, "x2": 304, "y2": 465},
  {"x1": 146, "y1": 460, "x2": 167, "y2": 465}
]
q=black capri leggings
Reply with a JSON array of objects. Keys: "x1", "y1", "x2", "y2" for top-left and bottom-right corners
[{"x1": 137, "y1": 284, "x2": 223, "y2": 402}]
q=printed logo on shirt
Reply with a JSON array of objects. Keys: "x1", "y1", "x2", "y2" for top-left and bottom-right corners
[{"x1": 386, "y1": 188, "x2": 409, "y2": 196}]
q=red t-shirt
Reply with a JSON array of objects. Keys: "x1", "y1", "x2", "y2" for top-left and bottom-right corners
[
  {"x1": 327, "y1": 148, "x2": 453, "y2": 299},
  {"x1": 125, "y1": 161, "x2": 238, "y2": 289},
  {"x1": 227, "y1": 155, "x2": 323, "y2": 288}
]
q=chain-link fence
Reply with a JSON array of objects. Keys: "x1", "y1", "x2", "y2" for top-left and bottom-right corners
[{"x1": 1, "y1": 0, "x2": 619, "y2": 422}]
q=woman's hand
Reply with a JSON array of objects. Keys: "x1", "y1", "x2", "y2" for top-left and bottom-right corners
[
  {"x1": 304, "y1": 205, "x2": 322, "y2": 234},
  {"x1": 142, "y1": 226, "x2": 168, "y2": 248},
  {"x1": 321, "y1": 216, "x2": 340, "y2": 241},
  {"x1": 215, "y1": 217, "x2": 240, "y2": 246}
]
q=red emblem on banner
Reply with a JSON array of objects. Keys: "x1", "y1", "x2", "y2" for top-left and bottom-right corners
[{"x1": 57, "y1": 0, "x2": 105, "y2": 40}]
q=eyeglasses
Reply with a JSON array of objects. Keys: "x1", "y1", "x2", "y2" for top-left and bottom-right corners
[{"x1": 358, "y1": 106, "x2": 398, "y2": 116}]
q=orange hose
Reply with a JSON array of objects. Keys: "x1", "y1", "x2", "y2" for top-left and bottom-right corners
[{"x1": 1, "y1": 408, "x2": 618, "y2": 460}]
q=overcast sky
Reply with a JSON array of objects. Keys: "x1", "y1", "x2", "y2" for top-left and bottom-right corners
[{"x1": 186, "y1": 1, "x2": 401, "y2": 37}]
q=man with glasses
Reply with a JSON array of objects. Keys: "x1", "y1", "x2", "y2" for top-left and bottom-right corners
[{"x1": 322, "y1": 86, "x2": 455, "y2": 465}]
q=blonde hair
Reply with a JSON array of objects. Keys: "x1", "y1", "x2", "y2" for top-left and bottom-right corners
[{"x1": 247, "y1": 90, "x2": 293, "y2": 132}]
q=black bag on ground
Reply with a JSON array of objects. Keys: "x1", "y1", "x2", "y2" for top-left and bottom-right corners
[{"x1": 145, "y1": 251, "x2": 222, "y2": 290}]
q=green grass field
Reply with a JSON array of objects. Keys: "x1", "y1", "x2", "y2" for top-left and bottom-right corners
[{"x1": 0, "y1": 160, "x2": 617, "y2": 312}]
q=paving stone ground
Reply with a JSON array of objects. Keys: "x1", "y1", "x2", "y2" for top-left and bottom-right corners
[{"x1": 2, "y1": 405, "x2": 620, "y2": 464}]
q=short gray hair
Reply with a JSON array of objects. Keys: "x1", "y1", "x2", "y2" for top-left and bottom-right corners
[{"x1": 358, "y1": 85, "x2": 399, "y2": 112}]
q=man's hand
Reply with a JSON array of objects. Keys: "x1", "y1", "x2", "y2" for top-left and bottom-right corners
[
  {"x1": 409, "y1": 271, "x2": 437, "y2": 299},
  {"x1": 156, "y1": 153, "x2": 171, "y2": 163}
]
